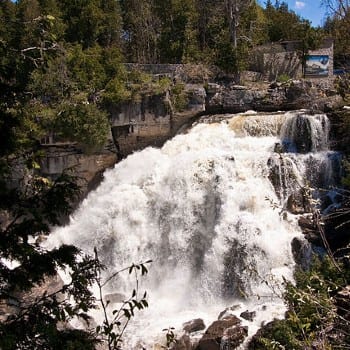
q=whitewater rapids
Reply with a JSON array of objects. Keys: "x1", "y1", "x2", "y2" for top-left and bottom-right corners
[{"x1": 46, "y1": 111, "x2": 339, "y2": 348}]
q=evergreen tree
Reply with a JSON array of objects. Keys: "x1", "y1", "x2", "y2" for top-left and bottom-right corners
[
  {"x1": 120, "y1": 0, "x2": 160, "y2": 63},
  {"x1": 154, "y1": 0, "x2": 199, "y2": 63}
]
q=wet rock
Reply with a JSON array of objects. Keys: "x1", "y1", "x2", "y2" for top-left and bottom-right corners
[
  {"x1": 298, "y1": 214, "x2": 315, "y2": 230},
  {"x1": 273, "y1": 142, "x2": 284, "y2": 153},
  {"x1": 218, "y1": 306, "x2": 240, "y2": 320},
  {"x1": 171, "y1": 334, "x2": 192, "y2": 350},
  {"x1": 221, "y1": 325, "x2": 248, "y2": 349},
  {"x1": 197, "y1": 315, "x2": 242, "y2": 350},
  {"x1": 286, "y1": 193, "x2": 304, "y2": 214},
  {"x1": 267, "y1": 154, "x2": 300, "y2": 202},
  {"x1": 183, "y1": 318, "x2": 206, "y2": 333},
  {"x1": 286, "y1": 189, "x2": 312, "y2": 214},
  {"x1": 298, "y1": 215, "x2": 322, "y2": 245},
  {"x1": 0, "y1": 274, "x2": 65, "y2": 322},
  {"x1": 240, "y1": 310, "x2": 256, "y2": 322},
  {"x1": 291, "y1": 237, "x2": 312, "y2": 270}
]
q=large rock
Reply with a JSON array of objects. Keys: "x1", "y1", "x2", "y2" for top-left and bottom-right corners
[
  {"x1": 110, "y1": 84, "x2": 206, "y2": 157},
  {"x1": 291, "y1": 237, "x2": 312, "y2": 270},
  {"x1": 221, "y1": 325, "x2": 248, "y2": 349},
  {"x1": 183, "y1": 318, "x2": 206, "y2": 333},
  {"x1": 0, "y1": 274, "x2": 65, "y2": 322},
  {"x1": 240, "y1": 310, "x2": 256, "y2": 322},
  {"x1": 298, "y1": 214, "x2": 322, "y2": 245},
  {"x1": 171, "y1": 334, "x2": 195, "y2": 350},
  {"x1": 197, "y1": 315, "x2": 247, "y2": 350},
  {"x1": 40, "y1": 143, "x2": 117, "y2": 197}
]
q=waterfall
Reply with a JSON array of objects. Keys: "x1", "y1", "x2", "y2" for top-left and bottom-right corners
[{"x1": 46, "y1": 110, "x2": 341, "y2": 348}]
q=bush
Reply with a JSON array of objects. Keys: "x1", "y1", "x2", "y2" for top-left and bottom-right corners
[
  {"x1": 277, "y1": 74, "x2": 291, "y2": 83},
  {"x1": 249, "y1": 256, "x2": 350, "y2": 350}
]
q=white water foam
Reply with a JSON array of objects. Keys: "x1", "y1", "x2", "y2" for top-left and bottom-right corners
[{"x1": 46, "y1": 111, "x2": 339, "y2": 348}]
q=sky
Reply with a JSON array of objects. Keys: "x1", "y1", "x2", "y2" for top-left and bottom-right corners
[{"x1": 258, "y1": 0, "x2": 328, "y2": 27}]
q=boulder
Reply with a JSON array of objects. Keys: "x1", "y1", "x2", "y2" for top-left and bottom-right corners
[
  {"x1": 286, "y1": 189, "x2": 312, "y2": 214},
  {"x1": 183, "y1": 318, "x2": 206, "y2": 333},
  {"x1": 218, "y1": 305, "x2": 241, "y2": 320},
  {"x1": 240, "y1": 310, "x2": 256, "y2": 322},
  {"x1": 221, "y1": 325, "x2": 248, "y2": 349},
  {"x1": 298, "y1": 215, "x2": 322, "y2": 245},
  {"x1": 197, "y1": 315, "x2": 244, "y2": 350},
  {"x1": 291, "y1": 237, "x2": 312, "y2": 270},
  {"x1": 171, "y1": 334, "x2": 192, "y2": 350}
]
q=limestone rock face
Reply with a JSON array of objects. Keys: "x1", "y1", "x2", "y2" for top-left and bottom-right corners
[
  {"x1": 110, "y1": 85, "x2": 206, "y2": 157},
  {"x1": 40, "y1": 143, "x2": 117, "y2": 197},
  {"x1": 206, "y1": 80, "x2": 343, "y2": 113}
]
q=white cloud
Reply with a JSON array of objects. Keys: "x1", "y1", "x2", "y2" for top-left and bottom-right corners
[{"x1": 295, "y1": 1, "x2": 306, "y2": 9}]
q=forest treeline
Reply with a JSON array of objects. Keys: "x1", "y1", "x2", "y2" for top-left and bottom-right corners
[
  {"x1": 0, "y1": 0, "x2": 330, "y2": 69},
  {"x1": 2, "y1": 0, "x2": 348, "y2": 151}
]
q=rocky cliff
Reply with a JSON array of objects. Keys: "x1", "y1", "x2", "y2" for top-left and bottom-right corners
[{"x1": 39, "y1": 65, "x2": 346, "y2": 197}]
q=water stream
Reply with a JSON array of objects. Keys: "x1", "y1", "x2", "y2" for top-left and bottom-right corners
[{"x1": 46, "y1": 110, "x2": 341, "y2": 348}]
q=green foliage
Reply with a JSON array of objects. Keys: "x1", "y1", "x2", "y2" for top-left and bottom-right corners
[
  {"x1": 94, "y1": 253, "x2": 152, "y2": 350},
  {"x1": 0, "y1": 152, "x2": 151, "y2": 348},
  {"x1": 0, "y1": 161, "x2": 99, "y2": 349},
  {"x1": 335, "y1": 74, "x2": 350, "y2": 101},
  {"x1": 341, "y1": 158, "x2": 350, "y2": 187},
  {"x1": 277, "y1": 73, "x2": 291, "y2": 83},
  {"x1": 103, "y1": 69, "x2": 171, "y2": 105},
  {"x1": 170, "y1": 83, "x2": 189, "y2": 111},
  {"x1": 56, "y1": 101, "x2": 110, "y2": 151},
  {"x1": 162, "y1": 327, "x2": 177, "y2": 348},
  {"x1": 249, "y1": 256, "x2": 350, "y2": 350}
]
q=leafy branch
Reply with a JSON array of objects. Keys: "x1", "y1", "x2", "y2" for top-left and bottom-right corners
[{"x1": 93, "y1": 248, "x2": 152, "y2": 350}]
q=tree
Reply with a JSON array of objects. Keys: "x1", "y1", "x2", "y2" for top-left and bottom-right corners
[
  {"x1": 323, "y1": 0, "x2": 350, "y2": 64},
  {"x1": 120, "y1": 0, "x2": 160, "y2": 63},
  {"x1": 224, "y1": 0, "x2": 254, "y2": 48},
  {"x1": 0, "y1": 162, "x2": 151, "y2": 349},
  {"x1": 322, "y1": 0, "x2": 350, "y2": 17},
  {"x1": 154, "y1": 0, "x2": 200, "y2": 63}
]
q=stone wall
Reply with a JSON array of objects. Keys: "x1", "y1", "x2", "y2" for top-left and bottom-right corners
[{"x1": 250, "y1": 43, "x2": 303, "y2": 81}]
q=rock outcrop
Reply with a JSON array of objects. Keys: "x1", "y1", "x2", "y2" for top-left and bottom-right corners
[
  {"x1": 110, "y1": 85, "x2": 206, "y2": 157},
  {"x1": 197, "y1": 315, "x2": 248, "y2": 350},
  {"x1": 206, "y1": 80, "x2": 343, "y2": 114},
  {"x1": 39, "y1": 142, "x2": 118, "y2": 199}
]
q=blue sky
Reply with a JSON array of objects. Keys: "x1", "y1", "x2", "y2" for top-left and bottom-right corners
[{"x1": 258, "y1": 0, "x2": 328, "y2": 27}]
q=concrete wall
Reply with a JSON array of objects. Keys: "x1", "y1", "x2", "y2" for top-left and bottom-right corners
[{"x1": 250, "y1": 39, "x2": 334, "y2": 82}]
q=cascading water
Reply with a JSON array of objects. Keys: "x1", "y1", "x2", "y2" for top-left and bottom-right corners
[{"x1": 46, "y1": 110, "x2": 341, "y2": 349}]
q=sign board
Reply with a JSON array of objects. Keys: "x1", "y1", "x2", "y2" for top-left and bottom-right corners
[{"x1": 305, "y1": 55, "x2": 329, "y2": 77}]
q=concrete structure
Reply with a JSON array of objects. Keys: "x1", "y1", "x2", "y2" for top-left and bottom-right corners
[{"x1": 249, "y1": 38, "x2": 334, "y2": 82}]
